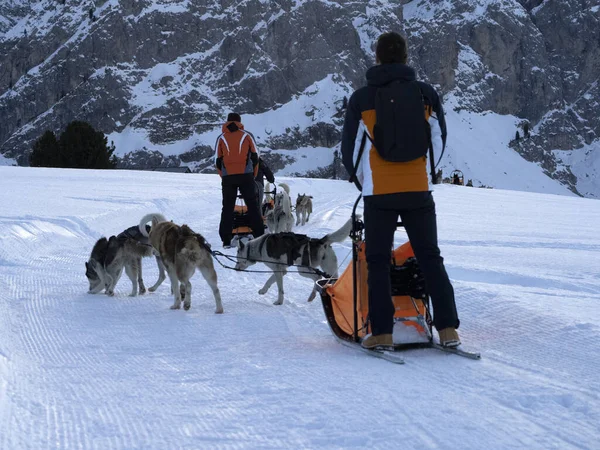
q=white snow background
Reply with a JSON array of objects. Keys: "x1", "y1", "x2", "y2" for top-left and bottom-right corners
[{"x1": 0, "y1": 166, "x2": 599, "y2": 449}]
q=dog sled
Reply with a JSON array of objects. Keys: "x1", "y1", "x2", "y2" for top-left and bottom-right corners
[
  {"x1": 315, "y1": 195, "x2": 480, "y2": 363},
  {"x1": 231, "y1": 185, "x2": 276, "y2": 243},
  {"x1": 451, "y1": 169, "x2": 464, "y2": 186}
]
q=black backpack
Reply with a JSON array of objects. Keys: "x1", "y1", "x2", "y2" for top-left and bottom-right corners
[{"x1": 368, "y1": 80, "x2": 431, "y2": 162}]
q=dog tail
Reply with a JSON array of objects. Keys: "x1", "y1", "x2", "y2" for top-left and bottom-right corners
[
  {"x1": 278, "y1": 183, "x2": 290, "y2": 195},
  {"x1": 323, "y1": 217, "x2": 356, "y2": 245},
  {"x1": 139, "y1": 213, "x2": 167, "y2": 237}
]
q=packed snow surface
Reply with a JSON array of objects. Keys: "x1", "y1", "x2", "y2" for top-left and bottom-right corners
[{"x1": 0, "y1": 167, "x2": 599, "y2": 449}]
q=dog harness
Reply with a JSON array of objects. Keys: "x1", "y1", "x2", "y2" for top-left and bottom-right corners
[
  {"x1": 117, "y1": 225, "x2": 151, "y2": 243},
  {"x1": 259, "y1": 233, "x2": 325, "y2": 267}
]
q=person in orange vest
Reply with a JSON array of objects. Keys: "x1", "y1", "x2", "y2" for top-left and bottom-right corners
[
  {"x1": 341, "y1": 32, "x2": 460, "y2": 349},
  {"x1": 215, "y1": 113, "x2": 264, "y2": 247}
]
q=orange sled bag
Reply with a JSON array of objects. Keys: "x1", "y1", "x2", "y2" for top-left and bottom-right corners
[{"x1": 316, "y1": 203, "x2": 432, "y2": 347}]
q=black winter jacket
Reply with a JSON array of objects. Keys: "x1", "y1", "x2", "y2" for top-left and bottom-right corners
[{"x1": 255, "y1": 157, "x2": 275, "y2": 184}]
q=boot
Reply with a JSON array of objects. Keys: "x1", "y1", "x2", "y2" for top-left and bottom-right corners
[
  {"x1": 361, "y1": 333, "x2": 393, "y2": 350},
  {"x1": 438, "y1": 328, "x2": 460, "y2": 348}
]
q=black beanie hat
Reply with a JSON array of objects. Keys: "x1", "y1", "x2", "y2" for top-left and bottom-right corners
[{"x1": 227, "y1": 112, "x2": 241, "y2": 122}]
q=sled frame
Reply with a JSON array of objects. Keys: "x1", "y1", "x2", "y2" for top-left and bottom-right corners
[{"x1": 317, "y1": 194, "x2": 434, "y2": 348}]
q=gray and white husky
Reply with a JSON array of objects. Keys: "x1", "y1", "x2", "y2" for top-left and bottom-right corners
[
  {"x1": 235, "y1": 218, "x2": 353, "y2": 305},
  {"x1": 140, "y1": 213, "x2": 223, "y2": 313},
  {"x1": 295, "y1": 194, "x2": 313, "y2": 226},
  {"x1": 266, "y1": 183, "x2": 294, "y2": 233},
  {"x1": 85, "y1": 221, "x2": 166, "y2": 296}
]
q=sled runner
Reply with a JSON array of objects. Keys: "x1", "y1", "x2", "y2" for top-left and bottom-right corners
[
  {"x1": 261, "y1": 185, "x2": 276, "y2": 217},
  {"x1": 315, "y1": 195, "x2": 480, "y2": 362}
]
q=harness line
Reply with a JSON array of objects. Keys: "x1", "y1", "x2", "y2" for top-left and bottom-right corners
[{"x1": 210, "y1": 250, "x2": 331, "y2": 278}]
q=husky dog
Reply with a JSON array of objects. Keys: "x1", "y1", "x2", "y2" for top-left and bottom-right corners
[
  {"x1": 85, "y1": 223, "x2": 166, "y2": 297},
  {"x1": 235, "y1": 218, "x2": 353, "y2": 305},
  {"x1": 295, "y1": 194, "x2": 313, "y2": 226},
  {"x1": 140, "y1": 214, "x2": 223, "y2": 313},
  {"x1": 266, "y1": 182, "x2": 294, "y2": 233}
]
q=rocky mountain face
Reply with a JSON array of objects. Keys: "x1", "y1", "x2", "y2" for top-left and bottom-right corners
[
  {"x1": 1, "y1": 0, "x2": 599, "y2": 197},
  {"x1": 403, "y1": 0, "x2": 599, "y2": 196}
]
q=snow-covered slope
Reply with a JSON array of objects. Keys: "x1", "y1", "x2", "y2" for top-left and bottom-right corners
[{"x1": 1, "y1": 167, "x2": 599, "y2": 448}]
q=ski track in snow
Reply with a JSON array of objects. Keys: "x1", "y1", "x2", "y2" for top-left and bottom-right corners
[{"x1": 0, "y1": 167, "x2": 599, "y2": 449}]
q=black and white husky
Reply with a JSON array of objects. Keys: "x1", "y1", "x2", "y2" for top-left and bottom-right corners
[
  {"x1": 235, "y1": 218, "x2": 353, "y2": 305},
  {"x1": 85, "y1": 221, "x2": 166, "y2": 297}
]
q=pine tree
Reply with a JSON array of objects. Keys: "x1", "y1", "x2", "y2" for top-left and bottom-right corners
[
  {"x1": 59, "y1": 121, "x2": 117, "y2": 169},
  {"x1": 524, "y1": 122, "x2": 530, "y2": 138},
  {"x1": 515, "y1": 130, "x2": 521, "y2": 141},
  {"x1": 30, "y1": 131, "x2": 60, "y2": 167},
  {"x1": 30, "y1": 122, "x2": 117, "y2": 169}
]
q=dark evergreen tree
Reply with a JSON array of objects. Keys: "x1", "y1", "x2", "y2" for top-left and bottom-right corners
[
  {"x1": 342, "y1": 96, "x2": 348, "y2": 109},
  {"x1": 524, "y1": 122, "x2": 530, "y2": 138},
  {"x1": 29, "y1": 130, "x2": 60, "y2": 167},
  {"x1": 59, "y1": 121, "x2": 117, "y2": 169},
  {"x1": 515, "y1": 130, "x2": 521, "y2": 141},
  {"x1": 30, "y1": 122, "x2": 117, "y2": 169}
]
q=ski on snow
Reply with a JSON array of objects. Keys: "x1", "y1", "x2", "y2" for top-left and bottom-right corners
[
  {"x1": 337, "y1": 339, "x2": 405, "y2": 364},
  {"x1": 336, "y1": 337, "x2": 481, "y2": 364},
  {"x1": 429, "y1": 343, "x2": 481, "y2": 360}
]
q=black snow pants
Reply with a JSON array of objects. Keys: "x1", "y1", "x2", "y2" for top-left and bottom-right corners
[
  {"x1": 219, "y1": 175, "x2": 264, "y2": 245},
  {"x1": 363, "y1": 191, "x2": 459, "y2": 335}
]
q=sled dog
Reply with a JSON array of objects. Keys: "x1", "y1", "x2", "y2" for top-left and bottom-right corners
[
  {"x1": 295, "y1": 194, "x2": 313, "y2": 226},
  {"x1": 140, "y1": 214, "x2": 223, "y2": 313},
  {"x1": 266, "y1": 182, "x2": 294, "y2": 233},
  {"x1": 85, "y1": 222, "x2": 167, "y2": 297},
  {"x1": 235, "y1": 218, "x2": 353, "y2": 305}
]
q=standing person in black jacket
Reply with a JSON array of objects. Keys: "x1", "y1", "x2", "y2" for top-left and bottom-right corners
[
  {"x1": 255, "y1": 157, "x2": 275, "y2": 209},
  {"x1": 341, "y1": 32, "x2": 460, "y2": 349}
]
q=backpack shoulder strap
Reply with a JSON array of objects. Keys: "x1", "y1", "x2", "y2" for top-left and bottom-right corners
[
  {"x1": 350, "y1": 132, "x2": 367, "y2": 191},
  {"x1": 416, "y1": 85, "x2": 440, "y2": 185}
]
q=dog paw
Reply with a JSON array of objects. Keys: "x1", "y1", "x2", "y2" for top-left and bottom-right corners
[
  {"x1": 139, "y1": 288, "x2": 146, "y2": 295},
  {"x1": 215, "y1": 307, "x2": 224, "y2": 314},
  {"x1": 148, "y1": 287, "x2": 157, "y2": 292},
  {"x1": 273, "y1": 300, "x2": 283, "y2": 306},
  {"x1": 258, "y1": 288, "x2": 267, "y2": 295},
  {"x1": 129, "y1": 293, "x2": 137, "y2": 297},
  {"x1": 183, "y1": 302, "x2": 191, "y2": 311},
  {"x1": 170, "y1": 304, "x2": 181, "y2": 310},
  {"x1": 106, "y1": 291, "x2": 115, "y2": 297}
]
